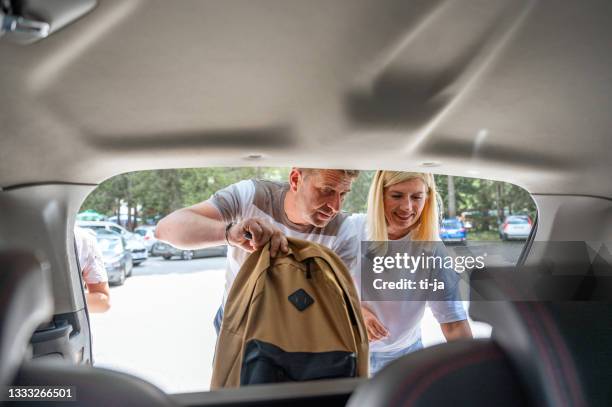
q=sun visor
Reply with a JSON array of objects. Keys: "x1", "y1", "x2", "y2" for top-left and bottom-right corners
[{"x1": 0, "y1": 0, "x2": 96, "y2": 44}]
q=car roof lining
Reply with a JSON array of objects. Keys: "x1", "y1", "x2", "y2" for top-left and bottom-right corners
[{"x1": 1, "y1": 0, "x2": 611, "y2": 198}]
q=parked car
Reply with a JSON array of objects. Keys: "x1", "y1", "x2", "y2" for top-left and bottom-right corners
[
  {"x1": 77, "y1": 221, "x2": 148, "y2": 265},
  {"x1": 440, "y1": 218, "x2": 467, "y2": 244},
  {"x1": 134, "y1": 225, "x2": 158, "y2": 253},
  {"x1": 151, "y1": 241, "x2": 227, "y2": 261},
  {"x1": 95, "y1": 230, "x2": 133, "y2": 286},
  {"x1": 108, "y1": 215, "x2": 143, "y2": 227},
  {"x1": 499, "y1": 215, "x2": 533, "y2": 241}
]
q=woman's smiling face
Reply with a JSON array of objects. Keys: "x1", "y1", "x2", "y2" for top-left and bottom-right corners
[{"x1": 383, "y1": 178, "x2": 428, "y2": 239}]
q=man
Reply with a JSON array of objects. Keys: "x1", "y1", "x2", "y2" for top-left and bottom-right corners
[
  {"x1": 74, "y1": 226, "x2": 111, "y2": 313},
  {"x1": 155, "y1": 168, "x2": 359, "y2": 332}
]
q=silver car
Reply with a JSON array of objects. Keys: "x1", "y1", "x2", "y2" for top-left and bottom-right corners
[
  {"x1": 151, "y1": 241, "x2": 227, "y2": 261},
  {"x1": 77, "y1": 221, "x2": 148, "y2": 265},
  {"x1": 134, "y1": 225, "x2": 158, "y2": 253},
  {"x1": 499, "y1": 216, "x2": 532, "y2": 241},
  {"x1": 95, "y1": 230, "x2": 133, "y2": 285}
]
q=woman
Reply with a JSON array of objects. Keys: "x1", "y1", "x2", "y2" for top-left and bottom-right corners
[{"x1": 350, "y1": 171, "x2": 472, "y2": 376}]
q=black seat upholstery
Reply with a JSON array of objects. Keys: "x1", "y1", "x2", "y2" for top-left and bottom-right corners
[
  {"x1": 347, "y1": 339, "x2": 527, "y2": 407},
  {"x1": 471, "y1": 301, "x2": 609, "y2": 407},
  {"x1": 0, "y1": 249, "x2": 175, "y2": 407},
  {"x1": 15, "y1": 360, "x2": 174, "y2": 407}
]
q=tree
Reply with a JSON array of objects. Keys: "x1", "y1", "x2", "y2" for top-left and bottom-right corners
[
  {"x1": 81, "y1": 174, "x2": 128, "y2": 220},
  {"x1": 343, "y1": 171, "x2": 374, "y2": 214},
  {"x1": 447, "y1": 175, "x2": 456, "y2": 218}
]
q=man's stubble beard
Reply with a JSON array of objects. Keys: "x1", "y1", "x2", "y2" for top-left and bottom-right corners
[{"x1": 297, "y1": 195, "x2": 330, "y2": 228}]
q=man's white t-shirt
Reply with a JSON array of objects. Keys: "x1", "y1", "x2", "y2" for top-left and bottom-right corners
[
  {"x1": 347, "y1": 213, "x2": 467, "y2": 353},
  {"x1": 209, "y1": 179, "x2": 359, "y2": 304}
]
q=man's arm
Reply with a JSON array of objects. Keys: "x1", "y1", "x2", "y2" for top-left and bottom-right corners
[
  {"x1": 85, "y1": 282, "x2": 111, "y2": 313},
  {"x1": 155, "y1": 201, "x2": 227, "y2": 249},
  {"x1": 440, "y1": 320, "x2": 473, "y2": 341},
  {"x1": 156, "y1": 201, "x2": 289, "y2": 256}
]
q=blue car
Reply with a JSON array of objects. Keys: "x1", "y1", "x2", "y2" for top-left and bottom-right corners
[{"x1": 440, "y1": 219, "x2": 467, "y2": 244}]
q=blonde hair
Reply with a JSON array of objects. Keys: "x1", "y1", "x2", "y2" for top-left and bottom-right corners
[{"x1": 367, "y1": 171, "x2": 441, "y2": 241}]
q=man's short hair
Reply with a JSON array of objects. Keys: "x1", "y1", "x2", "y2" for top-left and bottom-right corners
[{"x1": 297, "y1": 168, "x2": 360, "y2": 179}]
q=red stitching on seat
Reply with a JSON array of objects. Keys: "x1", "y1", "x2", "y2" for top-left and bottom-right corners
[
  {"x1": 532, "y1": 303, "x2": 586, "y2": 407},
  {"x1": 401, "y1": 348, "x2": 504, "y2": 407},
  {"x1": 388, "y1": 346, "x2": 502, "y2": 406},
  {"x1": 516, "y1": 302, "x2": 568, "y2": 407}
]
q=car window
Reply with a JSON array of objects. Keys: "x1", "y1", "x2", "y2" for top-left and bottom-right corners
[
  {"x1": 96, "y1": 237, "x2": 123, "y2": 256},
  {"x1": 442, "y1": 220, "x2": 463, "y2": 228},
  {"x1": 79, "y1": 167, "x2": 536, "y2": 393},
  {"x1": 507, "y1": 218, "x2": 528, "y2": 224}
]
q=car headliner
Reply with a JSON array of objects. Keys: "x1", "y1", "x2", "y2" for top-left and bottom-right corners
[{"x1": 1, "y1": 0, "x2": 611, "y2": 198}]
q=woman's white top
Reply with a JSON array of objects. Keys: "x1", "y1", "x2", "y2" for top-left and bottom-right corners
[{"x1": 348, "y1": 213, "x2": 467, "y2": 353}]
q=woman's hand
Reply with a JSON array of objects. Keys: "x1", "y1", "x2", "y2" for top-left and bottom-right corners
[{"x1": 361, "y1": 306, "x2": 389, "y2": 342}]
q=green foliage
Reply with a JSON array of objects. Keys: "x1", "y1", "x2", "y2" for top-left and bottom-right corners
[
  {"x1": 466, "y1": 230, "x2": 500, "y2": 241},
  {"x1": 80, "y1": 167, "x2": 290, "y2": 228},
  {"x1": 81, "y1": 167, "x2": 536, "y2": 231},
  {"x1": 342, "y1": 171, "x2": 374, "y2": 214},
  {"x1": 435, "y1": 175, "x2": 537, "y2": 231}
]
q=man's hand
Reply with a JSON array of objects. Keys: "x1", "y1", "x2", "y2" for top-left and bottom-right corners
[
  {"x1": 227, "y1": 218, "x2": 289, "y2": 257},
  {"x1": 361, "y1": 306, "x2": 389, "y2": 342}
]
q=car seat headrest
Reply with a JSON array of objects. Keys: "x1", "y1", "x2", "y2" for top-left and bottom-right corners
[
  {"x1": 0, "y1": 250, "x2": 53, "y2": 386},
  {"x1": 469, "y1": 241, "x2": 612, "y2": 406},
  {"x1": 470, "y1": 300, "x2": 612, "y2": 406},
  {"x1": 347, "y1": 340, "x2": 527, "y2": 407}
]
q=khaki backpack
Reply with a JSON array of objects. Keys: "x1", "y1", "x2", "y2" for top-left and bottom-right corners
[{"x1": 211, "y1": 237, "x2": 368, "y2": 389}]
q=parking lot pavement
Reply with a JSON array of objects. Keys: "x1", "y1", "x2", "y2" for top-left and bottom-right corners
[
  {"x1": 90, "y1": 257, "x2": 226, "y2": 393},
  {"x1": 91, "y1": 254, "x2": 494, "y2": 393}
]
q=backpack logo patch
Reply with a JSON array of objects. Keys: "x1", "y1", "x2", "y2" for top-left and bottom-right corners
[{"x1": 288, "y1": 289, "x2": 314, "y2": 311}]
